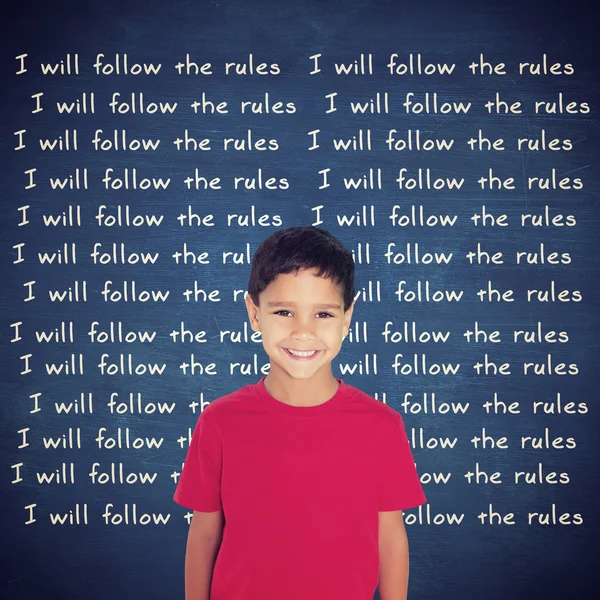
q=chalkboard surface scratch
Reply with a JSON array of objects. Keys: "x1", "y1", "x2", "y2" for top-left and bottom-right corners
[
  {"x1": 215, "y1": 316, "x2": 233, "y2": 359},
  {"x1": 561, "y1": 165, "x2": 591, "y2": 175}
]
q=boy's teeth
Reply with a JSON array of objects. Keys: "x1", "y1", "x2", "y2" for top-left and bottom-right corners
[{"x1": 287, "y1": 349, "x2": 317, "y2": 356}]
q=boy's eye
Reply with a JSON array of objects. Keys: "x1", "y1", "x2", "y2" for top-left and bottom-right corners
[{"x1": 274, "y1": 310, "x2": 333, "y2": 318}]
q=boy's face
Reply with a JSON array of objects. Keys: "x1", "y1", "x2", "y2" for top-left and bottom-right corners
[{"x1": 245, "y1": 267, "x2": 355, "y2": 383}]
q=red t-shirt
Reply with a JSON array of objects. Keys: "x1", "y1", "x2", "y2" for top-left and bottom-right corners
[{"x1": 174, "y1": 376, "x2": 426, "y2": 600}]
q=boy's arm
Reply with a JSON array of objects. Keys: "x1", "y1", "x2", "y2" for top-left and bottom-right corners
[
  {"x1": 185, "y1": 510, "x2": 225, "y2": 600},
  {"x1": 378, "y1": 510, "x2": 410, "y2": 600}
]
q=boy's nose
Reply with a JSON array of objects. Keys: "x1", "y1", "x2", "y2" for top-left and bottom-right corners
[{"x1": 290, "y1": 323, "x2": 316, "y2": 338}]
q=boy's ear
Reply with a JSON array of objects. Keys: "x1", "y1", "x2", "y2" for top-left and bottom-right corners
[
  {"x1": 343, "y1": 299, "x2": 356, "y2": 335},
  {"x1": 245, "y1": 294, "x2": 260, "y2": 331}
]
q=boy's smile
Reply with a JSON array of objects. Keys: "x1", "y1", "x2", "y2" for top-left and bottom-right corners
[
  {"x1": 245, "y1": 267, "x2": 355, "y2": 405},
  {"x1": 283, "y1": 348, "x2": 320, "y2": 359}
]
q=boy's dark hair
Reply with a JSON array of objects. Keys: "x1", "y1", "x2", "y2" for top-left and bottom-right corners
[{"x1": 248, "y1": 226, "x2": 355, "y2": 312}]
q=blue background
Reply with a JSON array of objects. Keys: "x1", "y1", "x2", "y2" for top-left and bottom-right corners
[{"x1": 1, "y1": 0, "x2": 598, "y2": 598}]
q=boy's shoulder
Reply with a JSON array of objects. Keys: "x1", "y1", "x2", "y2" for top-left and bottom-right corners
[
  {"x1": 198, "y1": 382, "x2": 255, "y2": 416},
  {"x1": 344, "y1": 381, "x2": 405, "y2": 421}
]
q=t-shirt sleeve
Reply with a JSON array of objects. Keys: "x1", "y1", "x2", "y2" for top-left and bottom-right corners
[
  {"x1": 173, "y1": 409, "x2": 223, "y2": 512},
  {"x1": 377, "y1": 412, "x2": 427, "y2": 511}
]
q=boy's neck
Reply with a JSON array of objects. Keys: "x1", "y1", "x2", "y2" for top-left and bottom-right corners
[{"x1": 263, "y1": 372, "x2": 340, "y2": 407}]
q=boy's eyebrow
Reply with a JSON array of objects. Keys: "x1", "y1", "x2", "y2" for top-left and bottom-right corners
[{"x1": 267, "y1": 301, "x2": 342, "y2": 309}]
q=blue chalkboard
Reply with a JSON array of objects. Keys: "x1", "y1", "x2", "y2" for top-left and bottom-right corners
[{"x1": 1, "y1": 0, "x2": 598, "y2": 598}]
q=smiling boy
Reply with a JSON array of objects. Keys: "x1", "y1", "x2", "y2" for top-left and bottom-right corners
[{"x1": 174, "y1": 226, "x2": 426, "y2": 600}]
